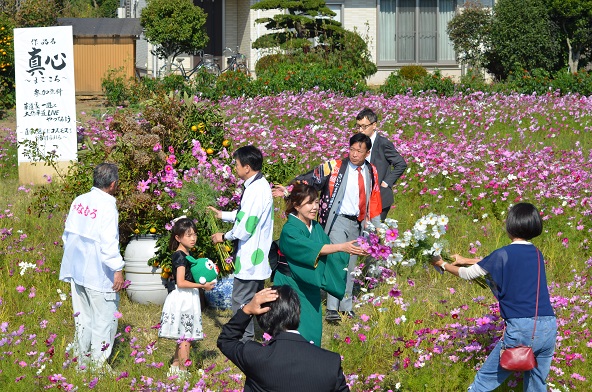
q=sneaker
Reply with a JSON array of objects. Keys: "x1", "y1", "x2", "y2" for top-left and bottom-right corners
[{"x1": 325, "y1": 310, "x2": 341, "y2": 321}]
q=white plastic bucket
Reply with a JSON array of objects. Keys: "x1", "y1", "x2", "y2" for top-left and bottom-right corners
[{"x1": 124, "y1": 235, "x2": 168, "y2": 305}]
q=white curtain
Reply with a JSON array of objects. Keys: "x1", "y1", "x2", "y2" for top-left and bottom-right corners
[
  {"x1": 379, "y1": 0, "x2": 458, "y2": 63},
  {"x1": 419, "y1": 0, "x2": 437, "y2": 62},
  {"x1": 379, "y1": 0, "x2": 397, "y2": 61},
  {"x1": 397, "y1": 0, "x2": 416, "y2": 62},
  {"x1": 438, "y1": 0, "x2": 456, "y2": 61}
]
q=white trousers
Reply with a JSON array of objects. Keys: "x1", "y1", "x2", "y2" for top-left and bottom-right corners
[{"x1": 70, "y1": 281, "x2": 119, "y2": 368}]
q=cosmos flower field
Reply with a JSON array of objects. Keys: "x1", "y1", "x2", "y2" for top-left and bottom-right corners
[{"x1": 1, "y1": 90, "x2": 591, "y2": 391}]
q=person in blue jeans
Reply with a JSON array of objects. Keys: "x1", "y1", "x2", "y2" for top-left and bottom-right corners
[{"x1": 432, "y1": 203, "x2": 556, "y2": 391}]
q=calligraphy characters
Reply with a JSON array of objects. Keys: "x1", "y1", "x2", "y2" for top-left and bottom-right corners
[{"x1": 27, "y1": 47, "x2": 67, "y2": 76}]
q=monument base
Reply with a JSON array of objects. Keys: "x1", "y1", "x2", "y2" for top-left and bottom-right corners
[{"x1": 18, "y1": 161, "x2": 72, "y2": 185}]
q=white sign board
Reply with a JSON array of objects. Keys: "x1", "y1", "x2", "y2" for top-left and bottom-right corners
[{"x1": 15, "y1": 26, "x2": 77, "y2": 163}]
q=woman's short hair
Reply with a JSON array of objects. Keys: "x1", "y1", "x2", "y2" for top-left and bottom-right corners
[
  {"x1": 256, "y1": 285, "x2": 300, "y2": 336},
  {"x1": 285, "y1": 183, "x2": 318, "y2": 215},
  {"x1": 505, "y1": 203, "x2": 543, "y2": 240}
]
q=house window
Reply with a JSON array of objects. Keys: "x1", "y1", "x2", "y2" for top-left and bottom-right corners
[{"x1": 379, "y1": 0, "x2": 457, "y2": 64}]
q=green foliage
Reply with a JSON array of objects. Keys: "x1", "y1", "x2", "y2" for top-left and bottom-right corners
[
  {"x1": 213, "y1": 70, "x2": 253, "y2": 98},
  {"x1": 59, "y1": 0, "x2": 118, "y2": 17},
  {"x1": 379, "y1": 70, "x2": 456, "y2": 97},
  {"x1": 101, "y1": 66, "x2": 137, "y2": 106},
  {"x1": 255, "y1": 53, "x2": 285, "y2": 74},
  {"x1": 140, "y1": 0, "x2": 209, "y2": 62},
  {"x1": 319, "y1": 27, "x2": 377, "y2": 79},
  {"x1": 0, "y1": 14, "x2": 15, "y2": 116},
  {"x1": 488, "y1": 0, "x2": 562, "y2": 79},
  {"x1": 398, "y1": 65, "x2": 428, "y2": 81},
  {"x1": 547, "y1": 0, "x2": 592, "y2": 72},
  {"x1": 251, "y1": 0, "x2": 339, "y2": 50},
  {"x1": 255, "y1": 61, "x2": 368, "y2": 97},
  {"x1": 14, "y1": 0, "x2": 58, "y2": 27},
  {"x1": 550, "y1": 69, "x2": 592, "y2": 95},
  {"x1": 250, "y1": 1, "x2": 376, "y2": 79},
  {"x1": 447, "y1": 1, "x2": 493, "y2": 70},
  {"x1": 505, "y1": 68, "x2": 553, "y2": 95}
]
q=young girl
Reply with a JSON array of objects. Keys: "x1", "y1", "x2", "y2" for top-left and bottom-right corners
[{"x1": 159, "y1": 217, "x2": 216, "y2": 377}]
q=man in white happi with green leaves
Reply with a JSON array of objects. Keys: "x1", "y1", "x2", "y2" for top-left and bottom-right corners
[{"x1": 210, "y1": 145, "x2": 273, "y2": 342}]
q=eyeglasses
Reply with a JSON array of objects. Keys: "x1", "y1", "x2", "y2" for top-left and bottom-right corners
[{"x1": 355, "y1": 122, "x2": 376, "y2": 131}]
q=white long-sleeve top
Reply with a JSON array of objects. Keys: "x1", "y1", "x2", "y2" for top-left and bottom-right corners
[
  {"x1": 222, "y1": 174, "x2": 273, "y2": 280},
  {"x1": 60, "y1": 187, "x2": 124, "y2": 292}
]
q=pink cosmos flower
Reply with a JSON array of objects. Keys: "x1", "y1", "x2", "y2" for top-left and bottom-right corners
[
  {"x1": 113, "y1": 312, "x2": 122, "y2": 319},
  {"x1": 137, "y1": 180, "x2": 150, "y2": 193},
  {"x1": 16, "y1": 286, "x2": 25, "y2": 293},
  {"x1": 360, "y1": 314, "x2": 370, "y2": 322},
  {"x1": 385, "y1": 228, "x2": 398, "y2": 242}
]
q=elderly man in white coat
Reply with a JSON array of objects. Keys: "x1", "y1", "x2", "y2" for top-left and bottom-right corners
[{"x1": 60, "y1": 163, "x2": 125, "y2": 371}]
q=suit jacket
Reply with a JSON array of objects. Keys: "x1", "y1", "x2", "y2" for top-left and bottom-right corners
[
  {"x1": 295, "y1": 158, "x2": 382, "y2": 233},
  {"x1": 370, "y1": 133, "x2": 407, "y2": 209},
  {"x1": 217, "y1": 310, "x2": 350, "y2": 392}
]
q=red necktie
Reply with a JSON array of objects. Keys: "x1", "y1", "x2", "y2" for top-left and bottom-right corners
[{"x1": 357, "y1": 167, "x2": 366, "y2": 222}]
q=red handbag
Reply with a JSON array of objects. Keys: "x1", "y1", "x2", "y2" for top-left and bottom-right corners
[
  {"x1": 499, "y1": 249, "x2": 540, "y2": 372},
  {"x1": 500, "y1": 346, "x2": 537, "y2": 372}
]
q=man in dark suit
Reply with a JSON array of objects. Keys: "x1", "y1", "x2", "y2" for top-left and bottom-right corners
[
  {"x1": 217, "y1": 285, "x2": 350, "y2": 392},
  {"x1": 356, "y1": 108, "x2": 407, "y2": 221}
]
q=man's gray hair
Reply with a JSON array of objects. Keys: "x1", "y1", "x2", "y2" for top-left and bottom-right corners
[{"x1": 93, "y1": 163, "x2": 119, "y2": 189}]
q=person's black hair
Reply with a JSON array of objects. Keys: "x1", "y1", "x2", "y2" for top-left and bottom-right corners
[
  {"x1": 356, "y1": 108, "x2": 378, "y2": 124},
  {"x1": 256, "y1": 285, "x2": 300, "y2": 336},
  {"x1": 285, "y1": 183, "x2": 319, "y2": 216},
  {"x1": 349, "y1": 132, "x2": 372, "y2": 151},
  {"x1": 233, "y1": 145, "x2": 263, "y2": 171},
  {"x1": 505, "y1": 203, "x2": 543, "y2": 240},
  {"x1": 168, "y1": 217, "x2": 198, "y2": 252},
  {"x1": 93, "y1": 163, "x2": 118, "y2": 189}
]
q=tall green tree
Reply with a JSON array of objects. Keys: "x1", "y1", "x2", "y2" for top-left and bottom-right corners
[
  {"x1": 487, "y1": 0, "x2": 561, "y2": 79},
  {"x1": 140, "y1": 0, "x2": 208, "y2": 63},
  {"x1": 547, "y1": 0, "x2": 592, "y2": 72},
  {"x1": 447, "y1": 1, "x2": 493, "y2": 72},
  {"x1": 251, "y1": 0, "x2": 342, "y2": 50}
]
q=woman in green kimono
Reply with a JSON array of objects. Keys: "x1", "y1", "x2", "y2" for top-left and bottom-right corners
[{"x1": 275, "y1": 183, "x2": 365, "y2": 346}]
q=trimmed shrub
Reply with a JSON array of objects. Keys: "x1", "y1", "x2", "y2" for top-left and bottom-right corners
[
  {"x1": 399, "y1": 65, "x2": 428, "y2": 81},
  {"x1": 255, "y1": 54, "x2": 285, "y2": 74},
  {"x1": 379, "y1": 70, "x2": 456, "y2": 97},
  {"x1": 255, "y1": 62, "x2": 367, "y2": 97}
]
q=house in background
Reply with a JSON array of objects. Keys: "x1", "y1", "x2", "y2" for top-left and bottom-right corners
[
  {"x1": 57, "y1": 17, "x2": 142, "y2": 95},
  {"x1": 124, "y1": 0, "x2": 494, "y2": 84}
]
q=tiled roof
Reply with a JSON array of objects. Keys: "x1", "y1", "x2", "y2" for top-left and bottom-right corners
[{"x1": 57, "y1": 18, "x2": 142, "y2": 37}]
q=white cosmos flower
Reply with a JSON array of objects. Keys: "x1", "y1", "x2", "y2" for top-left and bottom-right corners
[
  {"x1": 437, "y1": 215, "x2": 449, "y2": 226},
  {"x1": 426, "y1": 214, "x2": 437, "y2": 225}
]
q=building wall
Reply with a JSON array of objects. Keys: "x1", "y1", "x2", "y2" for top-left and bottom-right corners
[{"x1": 73, "y1": 37, "x2": 136, "y2": 95}]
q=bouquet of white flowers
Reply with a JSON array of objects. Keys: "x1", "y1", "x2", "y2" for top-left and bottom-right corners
[{"x1": 357, "y1": 213, "x2": 453, "y2": 270}]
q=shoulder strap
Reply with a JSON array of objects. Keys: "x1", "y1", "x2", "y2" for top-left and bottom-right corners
[{"x1": 531, "y1": 249, "x2": 541, "y2": 343}]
